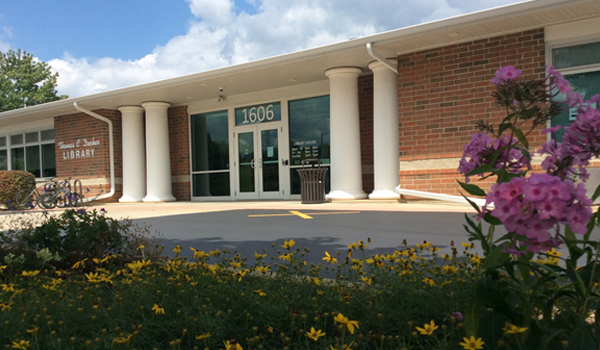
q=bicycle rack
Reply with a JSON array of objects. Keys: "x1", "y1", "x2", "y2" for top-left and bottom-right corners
[{"x1": 73, "y1": 179, "x2": 83, "y2": 201}]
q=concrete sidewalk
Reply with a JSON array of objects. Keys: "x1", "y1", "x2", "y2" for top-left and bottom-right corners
[{"x1": 89, "y1": 199, "x2": 477, "y2": 220}]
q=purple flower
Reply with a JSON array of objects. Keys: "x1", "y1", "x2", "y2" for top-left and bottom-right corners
[
  {"x1": 100, "y1": 208, "x2": 106, "y2": 213},
  {"x1": 542, "y1": 125, "x2": 561, "y2": 134},
  {"x1": 9, "y1": 205, "x2": 15, "y2": 211},
  {"x1": 5, "y1": 199, "x2": 10, "y2": 204},
  {"x1": 77, "y1": 209, "x2": 85, "y2": 215},
  {"x1": 491, "y1": 66, "x2": 522, "y2": 86}
]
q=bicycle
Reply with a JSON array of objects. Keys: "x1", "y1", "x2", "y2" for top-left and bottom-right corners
[
  {"x1": 15, "y1": 177, "x2": 59, "y2": 210},
  {"x1": 38, "y1": 177, "x2": 84, "y2": 209}
]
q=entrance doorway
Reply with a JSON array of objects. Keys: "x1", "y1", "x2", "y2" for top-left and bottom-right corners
[{"x1": 235, "y1": 124, "x2": 283, "y2": 199}]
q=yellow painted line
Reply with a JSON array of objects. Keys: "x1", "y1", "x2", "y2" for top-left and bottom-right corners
[
  {"x1": 289, "y1": 210, "x2": 313, "y2": 219},
  {"x1": 248, "y1": 213, "x2": 295, "y2": 218},
  {"x1": 248, "y1": 211, "x2": 360, "y2": 218}
]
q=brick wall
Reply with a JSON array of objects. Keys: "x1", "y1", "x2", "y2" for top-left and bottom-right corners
[
  {"x1": 397, "y1": 28, "x2": 546, "y2": 196},
  {"x1": 358, "y1": 74, "x2": 374, "y2": 194},
  {"x1": 54, "y1": 109, "x2": 123, "y2": 202},
  {"x1": 168, "y1": 106, "x2": 191, "y2": 201}
]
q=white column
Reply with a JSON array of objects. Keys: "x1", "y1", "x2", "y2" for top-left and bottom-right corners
[
  {"x1": 368, "y1": 60, "x2": 400, "y2": 200},
  {"x1": 142, "y1": 102, "x2": 176, "y2": 202},
  {"x1": 118, "y1": 106, "x2": 146, "y2": 202},
  {"x1": 325, "y1": 67, "x2": 367, "y2": 200}
]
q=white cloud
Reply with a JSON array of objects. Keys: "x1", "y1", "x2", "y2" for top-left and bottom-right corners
[
  {"x1": 0, "y1": 24, "x2": 12, "y2": 52},
  {"x1": 49, "y1": 0, "x2": 523, "y2": 97}
]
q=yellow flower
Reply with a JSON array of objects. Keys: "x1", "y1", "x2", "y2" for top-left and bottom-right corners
[
  {"x1": 223, "y1": 340, "x2": 243, "y2": 350},
  {"x1": 113, "y1": 334, "x2": 132, "y2": 344},
  {"x1": 152, "y1": 304, "x2": 165, "y2": 314},
  {"x1": 85, "y1": 272, "x2": 101, "y2": 283},
  {"x1": 348, "y1": 242, "x2": 358, "y2": 249},
  {"x1": 322, "y1": 251, "x2": 338, "y2": 264},
  {"x1": 416, "y1": 320, "x2": 439, "y2": 336},
  {"x1": 503, "y1": 322, "x2": 528, "y2": 335},
  {"x1": 195, "y1": 333, "x2": 211, "y2": 340},
  {"x1": 416, "y1": 241, "x2": 431, "y2": 250},
  {"x1": 266, "y1": 326, "x2": 273, "y2": 333},
  {"x1": 0, "y1": 265, "x2": 7, "y2": 273},
  {"x1": 547, "y1": 248, "x2": 562, "y2": 257},
  {"x1": 443, "y1": 265, "x2": 458, "y2": 274},
  {"x1": 470, "y1": 255, "x2": 483, "y2": 266},
  {"x1": 278, "y1": 253, "x2": 291, "y2": 261},
  {"x1": 254, "y1": 252, "x2": 267, "y2": 260},
  {"x1": 26, "y1": 326, "x2": 39, "y2": 335},
  {"x1": 305, "y1": 327, "x2": 326, "y2": 341},
  {"x1": 72, "y1": 259, "x2": 88, "y2": 269},
  {"x1": 173, "y1": 245, "x2": 182, "y2": 254},
  {"x1": 22, "y1": 270, "x2": 40, "y2": 277},
  {"x1": 333, "y1": 313, "x2": 359, "y2": 334},
  {"x1": 281, "y1": 239, "x2": 296, "y2": 249},
  {"x1": 461, "y1": 242, "x2": 473, "y2": 249},
  {"x1": 361, "y1": 276, "x2": 373, "y2": 285},
  {"x1": 137, "y1": 244, "x2": 145, "y2": 250},
  {"x1": 11, "y1": 340, "x2": 30, "y2": 349},
  {"x1": 254, "y1": 289, "x2": 267, "y2": 297},
  {"x1": 422, "y1": 277, "x2": 436, "y2": 287},
  {"x1": 190, "y1": 248, "x2": 209, "y2": 260},
  {"x1": 230, "y1": 261, "x2": 243, "y2": 269},
  {"x1": 309, "y1": 277, "x2": 321, "y2": 285},
  {"x1": 460, "y1": 336, "x2": 484, "y2": 350},
  {"x1": 1, "y1": 283, "x2": 15, "y2": 292},
  {"x1": 1, "y1": 303, "x2": 12, "y2": 311},
  {"x1": 256, "y1": 266, "x2": 270, "y2": 273}
]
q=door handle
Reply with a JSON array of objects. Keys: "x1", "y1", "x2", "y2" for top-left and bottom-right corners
[{"x1": 250, "y1": 159, "x2": 255, "y2": 169}]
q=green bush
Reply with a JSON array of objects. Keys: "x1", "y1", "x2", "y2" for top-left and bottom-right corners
[
  {"x1": 0, "y1": 170, "x2": 35, "y2": 208},
  {"x1": 0, "y1": 208, "x2": 162, "y2": 271}
]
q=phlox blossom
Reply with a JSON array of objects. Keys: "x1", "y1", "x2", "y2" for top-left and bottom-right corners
[{"x1": 491, "y1": 65, "x2": 522, "y2": 86}]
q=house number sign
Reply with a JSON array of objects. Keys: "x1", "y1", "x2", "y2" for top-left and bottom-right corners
[{"x1": 235, "y1": 102, "x2": 281, "y2": 126}]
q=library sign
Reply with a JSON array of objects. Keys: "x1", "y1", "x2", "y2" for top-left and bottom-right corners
[{"x1": 58, "y1": 137, "x2": 101, "y2": 160}]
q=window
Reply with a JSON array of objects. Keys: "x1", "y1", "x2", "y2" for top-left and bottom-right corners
[
  {"x1": 190, "y1": 111, "x2": 230, "y2": 197},
  {"x1": 3, "y1": 129, "x2": 55, "y2": 177},
  {"x1": 551, "y1": 42, "x2": 600, "y2": 142},
  {"x1": 288, "y1": 96, "x2": 331, "y2": 195}
]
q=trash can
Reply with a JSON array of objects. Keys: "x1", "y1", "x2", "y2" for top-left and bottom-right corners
[{"x1": 296, "y1": 158, "x2": 328, "y2": 204}]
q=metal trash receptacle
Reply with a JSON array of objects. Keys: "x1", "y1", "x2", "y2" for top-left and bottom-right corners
[{"x1": 296, "y1": 158, "x2": 328, "y2": 204}]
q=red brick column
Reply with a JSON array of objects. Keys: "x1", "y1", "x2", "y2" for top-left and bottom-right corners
[{"x1": 168, "y1": 106, "x2": 191, "y2": 201}]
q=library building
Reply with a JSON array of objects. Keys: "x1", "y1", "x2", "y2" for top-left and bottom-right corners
[{"x1": 0, "y1": 0, "x2": 599, "y2": 203}]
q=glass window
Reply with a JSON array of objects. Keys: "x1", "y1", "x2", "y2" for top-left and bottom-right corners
[
  {"x1": 190, "y1": 110, "x2": 230, "y2": 197},
  {"x1": 42, "y1": 144, "x2": 56, "y2": 177},
  {"x1": 41, "y1": 129, "x2": 54, "y2": 141},
  {"x1": 26, "y1": 146, "x2": 40, "y2": 177},
  {"x1": 0, "y1": 136, "x2": 5, "y2": 148},
  {"x1": 25, "y1": 132, "x2": 39, "y2": 143},
  {"x1": 0, "y1": 150, "x2": 7, "y2": 170},
  {"x1": 288, "y1": 96, "x2": 331, "y2": 166},
  {"x1": 11, "y1": 148, "x2": 24, "y2": 171},
  {"x1": 289, "y1": 95, "x2": 331, "y2": 195},
  {"x1": 191, "y1": 110, "x2": 229, "y2": 172},
  {"x1": 11, "y1": 134, "x2": 23, "y2": 145},
  {"x1": 551, "y1": 71, "x2": 600, "y2": 142},
  {"x1": 554, "y1": 42, "x2": 600, "y2": 69}
]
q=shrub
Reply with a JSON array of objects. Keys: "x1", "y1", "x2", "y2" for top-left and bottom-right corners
[
  {"x1": 0, "y1": 170, "x2": 35, "y2": 208},
  {"x1": 0, "y1": 208, "x2": 162, "y2": 272}
]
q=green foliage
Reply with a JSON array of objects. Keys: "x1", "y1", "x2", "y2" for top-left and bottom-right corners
[
  {"x1": 0, "y1": 209, "x2": 161, "y2": 271},
  {"x1": 0, "y1": 49, "x2": 68, "y2": 112},
  {"x1": 0, "y1": 240, "x2": 480, "y2": 349},
  {"x1": 0, "y1": 170, "x2": 35, "y2": 208}
]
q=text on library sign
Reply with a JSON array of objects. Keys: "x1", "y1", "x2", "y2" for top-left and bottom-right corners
[{"x1": 58, "y1": 138, "x2": 100, "y2": 160}]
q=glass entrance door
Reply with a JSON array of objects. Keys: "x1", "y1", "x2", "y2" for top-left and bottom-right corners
[{"x1": 236, "y1": 125, "x2": 281, "y2": 199}]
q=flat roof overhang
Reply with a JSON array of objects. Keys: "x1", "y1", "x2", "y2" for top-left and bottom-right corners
[{"x1": 1, "y1": 0, "x2": 599, "y2": 127}]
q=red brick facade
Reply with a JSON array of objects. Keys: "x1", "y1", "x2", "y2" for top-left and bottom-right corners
[
  {"x1": 54, "y1": 109, "x2": 123, "y2": 202},
  {"x1": 395, "y1": 28, "x2": 546, "y2": 196},
  {"x1": 168, "y1": 106, "x2": 191, "y2": 200}
]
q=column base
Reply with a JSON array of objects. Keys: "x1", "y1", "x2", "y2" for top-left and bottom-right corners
[
  {"x1": 119, "y1": 195, "x2": 144, "y2": 203},
  {"x1": 368, "y1": 189, "x2": 400, "y2": 200},
  {"x1": 143, "y1": 195, "x2": 176, "y2": 203},
  {"x1": 326, "y1": 190, "x2": 368, "y2": 200}
]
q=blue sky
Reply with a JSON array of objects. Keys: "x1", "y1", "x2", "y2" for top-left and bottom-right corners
[{"x1": 0, "y1": 0, "x2": 523, "y2": 97}]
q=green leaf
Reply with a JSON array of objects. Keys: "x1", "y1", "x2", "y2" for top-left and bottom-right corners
[
  {"x1": 519, "y1": 147, "x2": 531, "y2": 162},
  {"x1": 466, "y1": 164, "x2": 498, "y2": 177},
  {"x1": 498, "y1": 122, "x2": 513, "y2": 136},
  {"x1": 482, "y1": 245, "x2": 510, "y2": 271},
  {"x1": 483, "y1": 212, "x2": 502, "y2": 226},
  {"x1": 464, "y1": 298, "x2": 482, "y2": 337},
  {"x1": 591, "y1": 184, "x2": 600, "y2": 202},
  {"x1": 513, "y1": 128, "x2": 529, "y2": 149},
  {"x1": 464, "y1": 213, "x2": 489, "y2": 253},
  {"x1": 456, "y1": 180, "x2": 486, "y2": 197},
  {"x1": 460, "y1": 193, "x2": 481, "y2": 213}
]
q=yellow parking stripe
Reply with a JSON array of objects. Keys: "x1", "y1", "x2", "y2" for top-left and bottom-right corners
[
  {"x1": 248, "y1": 211, "x2": 360, "y2": 219},
  {"x1": 289, "y1": 210, "x2": 313, "y2": 219}
]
